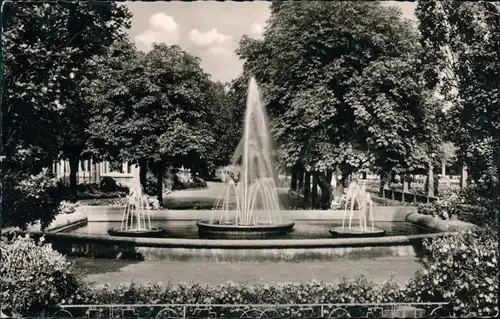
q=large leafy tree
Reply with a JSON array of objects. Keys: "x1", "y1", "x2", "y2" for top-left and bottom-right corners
[
  {"x1": 55, "y1": 1, "x2": 130, "y2": 197},
  {"x1": 2, "y1": 0, "x2": 131, "y2": 195},
  {"x1": 237, "y1": 1, "x2": 435, "y2": 202},
  {"x1": 87, "y1": 43, "x2": 216, "y2": 203},
  {"x1": 416, "y1": 1, "x2": 499, "y2": 188},
  {"x1": 1, "y1": 1, "x2": 130, "y2": 227}
]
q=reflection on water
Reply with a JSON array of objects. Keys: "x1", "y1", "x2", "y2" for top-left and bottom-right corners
[{"x1": 67, "y1": 220, "x2": 429, "y2": 240}]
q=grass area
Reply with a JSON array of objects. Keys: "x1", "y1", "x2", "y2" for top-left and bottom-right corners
[{"x1": 68, "y1": 257, "x2": 423, "y2": 287}]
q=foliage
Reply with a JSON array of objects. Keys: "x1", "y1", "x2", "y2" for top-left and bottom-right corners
[
  {"x1": 56, "y1": 180, "x2": 129, "y2": 200},
  {"x1": 457, "y1": 184, "x2": 498, "y2": 232},
  {"x1": 236, "y1": 2, "x2": 436, "y2": 186},
  {"x1": 2, "y1": 1, "x2": 132, "y2": 196},
  {"x1": 417, "y1": 183, "x2": 497, "y2": 231},
  {"x1": 144, "y1": 171, "x2": 161, "y2": 197},
  {"x1": 87, "y1": 43, "x2": 216, "y2": 169},
  {"x1": 77, "y1": 198, "x2": 127, "y2": 207},
  {"x1": 99, "y1": 177, "x2": 129, "y2": 193},
  {"x1": 204, "y1": 81, "x2": 242, "y2": 170},
  {"x1": 0, "y1": 235, "x2": 87, "y2": 317},
  {"x1": 84, "y1": 277, "x2": 405, "y2": 306},
  {"x1": 172, "y1": 169, "x2": 207, "y2": 191},
  {"x1": 406, "y1": 231, "x2": 498, "y2": 317},
  {"x1": 417, "y1": 191, "x2": 462, "y2": 220},
  {"x1": 57, "y1": 201, "x2": 78, "y2": 215},
  {"x1": 1, "y1": 169, "x2": 62, "y2": 231},
  {"x1": 416, "y1": 1, "x2": 499, "y2": 198}
]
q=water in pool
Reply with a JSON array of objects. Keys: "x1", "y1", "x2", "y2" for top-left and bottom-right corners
[{"x1": 66, "y1": 220, "x2": 429, "y2": 239}]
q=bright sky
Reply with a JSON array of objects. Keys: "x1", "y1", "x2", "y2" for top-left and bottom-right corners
[{"x1": 124, "y1": 1, "x2": 417, "y2": 83}]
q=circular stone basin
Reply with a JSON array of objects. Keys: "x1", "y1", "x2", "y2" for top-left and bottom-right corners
[
  {"x1": 329, "y1": 227, "x2": 386, "y2": 239},
  {"x1": 197, "y1": 220, "x2": 295, "y2": 239},
  {"x1": 108, "y1": 227, "x2": 164, "y2": 238}
]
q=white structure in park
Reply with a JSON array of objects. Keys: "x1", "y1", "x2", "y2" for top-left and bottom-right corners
[{"x1": 52, "y1": 159, "x2": 139, "y2": 188}]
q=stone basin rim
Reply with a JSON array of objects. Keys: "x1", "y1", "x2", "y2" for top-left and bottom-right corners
[
  {"x1": 329, "y1": 227, "x2": 387, "y2": 238},
  {"x1": 17, "y1": 230, "x2": 459, "y2": 249},
  {"x1": 108, "y1": 227, "x2": 164, "y2": 238},
  {"x1": 196, "y1": 220, "x2": 295, "y2": 231}
]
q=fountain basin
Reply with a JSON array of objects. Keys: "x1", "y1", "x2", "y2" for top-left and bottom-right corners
[
  {"x1": 197, "y1": 220, "x2": 295, "y2": 239},
  {"x1": 108, "y1": 227, "x2": 164, "y2": 238},
  {"x1": 329, "y1": 227, "x2": 386, "y2": 239}
]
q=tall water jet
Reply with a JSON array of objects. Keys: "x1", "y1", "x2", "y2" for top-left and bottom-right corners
[
  {"x1": 197, "y1": 77, "x2": 294, "y2": 238},
  {"x1": 329, "y1": 181, "x2": 386, "y2": 238}
]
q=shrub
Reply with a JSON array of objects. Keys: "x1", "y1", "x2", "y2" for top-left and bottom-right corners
[
  {"x1": 457, "y1": 184, "x2": 497, "y2": 231},
  {"x1": 405, "y1": 230, "x2": 498, "y2": 317},
  {"x1": 0, "y1": 235, "x2": 87, "y2": 317},
  {"x1": 78, "y1": 198, "x2": 128, "y2": 207},
  {"x1": 417, "y1": 183, "x2": 497, "y2": 231},
  {"x1": 417, "y1": 191, "x2": 462, "y2": 220},
  {"x1": 172, "y1": 171, "x2": 207, "y2": 190},
  {"x1": 99, "y1": 177, "x2": 129, "y2": 193},
  {"x1": 144, "y1": 171, "x2": 159, "y2": 196},
  {"x1": 1, "y1": 168, "x2": 62, "y2": 230},
  {"x1": 57, "y1": 200, "x2": 78, "y2": 215},
  {"x1": 84, "y1": 277, "x2": 404, "y2": 306}
]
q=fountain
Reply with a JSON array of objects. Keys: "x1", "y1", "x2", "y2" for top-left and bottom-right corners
[
  {"x1": 329, "y1": 181, "x2": 386, "y2": 238},
  {"x1": 108, "y1": 185, "x2": 164, "y2": 238},
  {"x1": 196, "y1": 77, "x2": 294, "y2": 238}
]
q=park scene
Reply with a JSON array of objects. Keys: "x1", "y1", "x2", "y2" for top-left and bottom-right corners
[{"x1": 1, "y1": 1, "x2": 498, "y2": 318}]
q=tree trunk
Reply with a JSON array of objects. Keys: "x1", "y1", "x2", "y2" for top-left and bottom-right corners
[
  {"x1": 460, "y1": 165, "x2": 468, "y2": 189},
  {"x1": 304, "y1": 172, "x2": 311, "y2": 203},
  {"x1": 291, "y1": 165, "x2": 298, "y2": 191},
  {"x1": 156, "y1": 163, "x2": 164, "y2": 206},
  {"x1": 311, "y1": 173, "x2": 318, "y2": 208},
  {"x1": 379, "y1": 173, "x2": 389, "y2": 197},
  {"x1": 139, "y1": 159, "x2": 147, "y2": 190},
  {"x1": 297, "y1": 166, "x2": 304, "y2": 192},
  {"x1": 319, "y1": 170, "x2": 333, "y2": 209},
  {"x1": 334, "y1": 166, "x2": 344, "y2": 198},
  {"x1": 68, "y1": 157, "x2": 79, "y2": 201},
  {"x1": 427, "y1": 163, "x2": 435, "y2": 200},
  {"x1": 433, "y1": 169, "x2": 439, "y2": 197},
  {"x1": 390, "y1": 171, "x2": 396, "y2": 185}
]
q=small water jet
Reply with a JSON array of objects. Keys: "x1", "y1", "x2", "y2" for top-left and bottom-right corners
[
  {"x1": 108, "y1": 186, "x2": 164, "y2": 238},
  {"x1": 329, "y1": 181, "x2": 386, "y2": 238},
  {"x1": 197, "y1": 77, "x2": 294, "y2": 238}
]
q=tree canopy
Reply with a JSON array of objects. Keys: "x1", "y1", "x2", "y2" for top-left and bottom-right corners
[
  {"x1": 1, "y1": 0, "x2": 131, "y2": 226},
  {"x1": 236, "y1": 1, "x2": 438, "y2": 192},
  {"x1": 416, "y1": 1, "x2": 499, "y2": 185}
]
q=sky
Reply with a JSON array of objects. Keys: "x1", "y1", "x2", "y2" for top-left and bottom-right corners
[{"x1": 124, "y1": 1, "x2": 418, "y2": 83}]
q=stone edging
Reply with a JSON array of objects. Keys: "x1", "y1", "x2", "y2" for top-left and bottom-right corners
[
  {"x1": 1, "y1": 211, "x2": 88, "y2": 234},
  {"x1": 20, "y1": 230, "x2": 457, "y2": 249},
  {"x1": 405, "y1": 212, "x2": 478, "y2": 233}
]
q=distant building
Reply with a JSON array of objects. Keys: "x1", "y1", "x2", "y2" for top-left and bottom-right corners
[{"x1": 52, "y1": 159, "x2": 139, "y2": 189}]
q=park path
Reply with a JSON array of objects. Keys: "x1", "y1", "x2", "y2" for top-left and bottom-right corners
[
  {"x1": 163, "y1": 181, "x2": 299, "y2": 209},
  {"x1": 70, "y1": 257, "x2": 422, "y2": 287}
]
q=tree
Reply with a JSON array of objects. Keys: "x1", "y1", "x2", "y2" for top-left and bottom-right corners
[
  {"x1": 54, "y1": 1, "x2": 131, "y2": 198},
  {"x1": 237, "y1": 1, "x2": 436, "y2": 205},
  {"x1": 2, "y1": 0, "x2": 131, "y2": 198},
  {"x1": 1, "y1": 1, "x2": 129, "y2": 227},
  {"x1": 416, "y1": 1, "x2": 499, "y2": 189},
  {"x1": 87, "y1": 43, "x2": 216, "y2": 204},
  {"x1": 203, "y1": 80, "x2": 243, "y2": 174}
]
